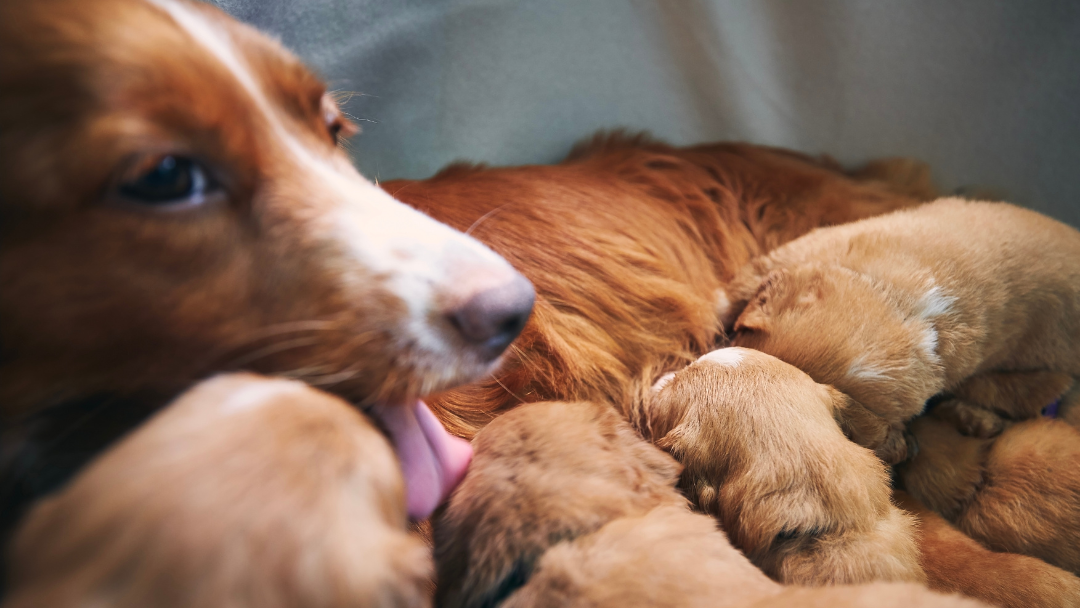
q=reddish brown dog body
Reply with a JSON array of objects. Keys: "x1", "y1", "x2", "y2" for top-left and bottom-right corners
[
  {"x1": 895, "y1": 490, "x2": 1080, "y2": 608},
  {"x1": 387, "y1": 139, "x2": 932, "y2": 437}
]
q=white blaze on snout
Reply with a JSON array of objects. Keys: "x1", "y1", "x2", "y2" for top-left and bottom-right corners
[
  {"x1": 333, "y1": 184, "x2": 519, "y2": 357},
  {"x1": 148, "y1": 0, "x2": 519, "y2": 360}
]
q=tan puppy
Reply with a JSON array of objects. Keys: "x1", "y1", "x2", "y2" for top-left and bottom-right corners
[
  {"x1": 894, "y1": 490, "x2": 1080, "y2": 608},
  {"x1": 647, "y1": 347, "x2": 922, "y2": 585},
  {"x1": 721, "y1": 198, "x2": 1080, "y2": 464},
  {"x1": 5, "y1": 374, "x2": 431, "y2": 608},
  {"x1": 433, "y1": 400, "x2": 981, "y2": 608},
  {"x1": 897, "y1": 414, "x2": 1080, "y2": 576}
]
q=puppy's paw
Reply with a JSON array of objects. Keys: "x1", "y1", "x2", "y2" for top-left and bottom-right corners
[
  {"x1": 933, "y1": 399, "x2": 1006, "y2": 438},
  {"x1": 874, "y1": 428, "x2": 911, "y2": 465}
]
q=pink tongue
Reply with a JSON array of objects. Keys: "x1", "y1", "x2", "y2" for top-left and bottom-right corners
[{"x1": 369, "y1": 400, "x2": 473, "y2": 520}]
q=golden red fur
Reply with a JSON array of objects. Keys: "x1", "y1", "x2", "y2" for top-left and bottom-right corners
[
  {"x1": 1, "y1": 0, "x2": 525, "y2": 537},
  {"x1": 4, "y1": 0, "x2": 1024, "y2": 604},
  {"x1": 386, "y1": 138, "x2": 932, "y2": 437}
]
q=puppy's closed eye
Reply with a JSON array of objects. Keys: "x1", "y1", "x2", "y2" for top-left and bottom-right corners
[
  {"x1": 772, "y1": 525, "x2": 825, "y2": 548},
  {"x1": 475, "y1": 557, "x2": 533, "y2": 608}
]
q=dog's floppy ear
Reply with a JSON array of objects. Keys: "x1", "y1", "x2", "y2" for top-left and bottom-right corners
[{"x1": 733, "y1": 268, "x2": 787, "y2": 332}]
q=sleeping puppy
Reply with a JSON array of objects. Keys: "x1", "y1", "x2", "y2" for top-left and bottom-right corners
[
  {"x1": 896, "y1": 414, "x2": 1080, "y2": 576},
  {"x1": 646, "y1": 347, "x2": 923, "y2": 585},
  {"x1": 894, "y1": 490, "x2": 1080, "y2": 608},
  {"x1": 720, "y1": 198, "x2": 1080, "y2": 464},
  {"x1": 433, "y1": 400, "x2": 981, "y2": 608},
  {"x1": 5, "y1": 374, "x2": 432, "y2": 608}
]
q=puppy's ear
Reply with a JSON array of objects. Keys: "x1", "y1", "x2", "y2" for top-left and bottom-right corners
[
  {"x1": 733, "y1": 268, "x2": 786, "y2": 332},
  {"x1": 794, "y1": 270, "x2": 826, "y2": 306}
]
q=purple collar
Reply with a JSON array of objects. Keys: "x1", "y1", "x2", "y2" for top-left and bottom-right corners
[{"x1": 1043, "y1": 398, "x2": 1062, "y2": 418}]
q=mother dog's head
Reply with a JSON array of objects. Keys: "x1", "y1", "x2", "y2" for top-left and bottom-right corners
[{"x1": 0, "y1": 0, "x2": 534, "y2": 414}]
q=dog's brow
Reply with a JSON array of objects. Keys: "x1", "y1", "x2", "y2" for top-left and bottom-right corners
[
  {"x1": 147, "y1": 0, "x2": 265, "y2": 105},
  {"x1": 145, "y1": 0, "x2": 362, "y2": 216}
]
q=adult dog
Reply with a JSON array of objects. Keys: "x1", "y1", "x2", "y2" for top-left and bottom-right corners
[{"x1": 1, "y1": 0, "x2": 532, "y2": 601}]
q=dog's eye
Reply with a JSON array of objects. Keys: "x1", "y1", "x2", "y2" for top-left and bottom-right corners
[
  {"x1": 325, "y1": 113, "x2": 357, "y2": 146},
  {"x1": 320, "y1": 93, "x2": 358, "y2": 146},
  {"x1": 117, "y1": 156, "x2": 215, "y2": 207},
  {"x1": 327, "y1": 119, "x2": 344, "y2": 145}
]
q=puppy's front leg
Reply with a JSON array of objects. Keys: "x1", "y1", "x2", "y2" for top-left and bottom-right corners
[
  {"x1": 935, "y1": 371, "x2": 1075, "y2": 438},
  {"x1": 5, "y1": 374, "x2": 431, "y2": 608}
]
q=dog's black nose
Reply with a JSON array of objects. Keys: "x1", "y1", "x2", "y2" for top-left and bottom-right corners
[{"x1": 447, "y1": 273, "x2": 535, "y2": 360}]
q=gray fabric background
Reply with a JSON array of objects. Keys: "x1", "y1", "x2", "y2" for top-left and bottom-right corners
[{"x1": 210, "y1": 0, "x2": 1080, "y2": 227}]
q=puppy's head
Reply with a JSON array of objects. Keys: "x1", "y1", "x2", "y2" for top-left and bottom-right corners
[
  {"x1": 730, "y1": 264, "x2": 942, "y2": 421},
  {"x1": 647, "y1": 348, "x2": 897, "y2": 567},
  {"x1": 6, "y1": 374, "x2": 432, "y2": 608},
  {"x1": 0, "y1": 0, "x2": 533, "y2": 417},
  {"x1": 432, "y1": 401, "x2": 683, "y2": 608}
]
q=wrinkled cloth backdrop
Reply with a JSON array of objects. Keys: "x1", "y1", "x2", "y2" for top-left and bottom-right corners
[{"x1": 211, "y1": 0, "x2": 1080, "y2": 226}]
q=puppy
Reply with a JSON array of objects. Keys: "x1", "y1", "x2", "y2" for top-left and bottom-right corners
[
  {"x1": 647, "y1": 347, "x2": 923, "y2": 585},
  {"x1": 433, "y1": 400, "x2": 981, "y2": 608},
  {"x1": 5, "y1": 374, "x2": 431, "y2": 608},
  {"x1": 1, "y1": 0, "x2": 530, "y2": 541},
  {"x1": 896, "y1": 414, "x2": 1080, "y2": 575},
  {"x1": 721, "y1": 198, "x2": 1080, "y2": 464},
  {"x1": 894, "y1": 490, "x2": 1080, "y2": 608}
]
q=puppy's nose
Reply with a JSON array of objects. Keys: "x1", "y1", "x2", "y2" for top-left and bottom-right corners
[{"x1": 446, "y1": 272, "x2": 535, "y2": 360}]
